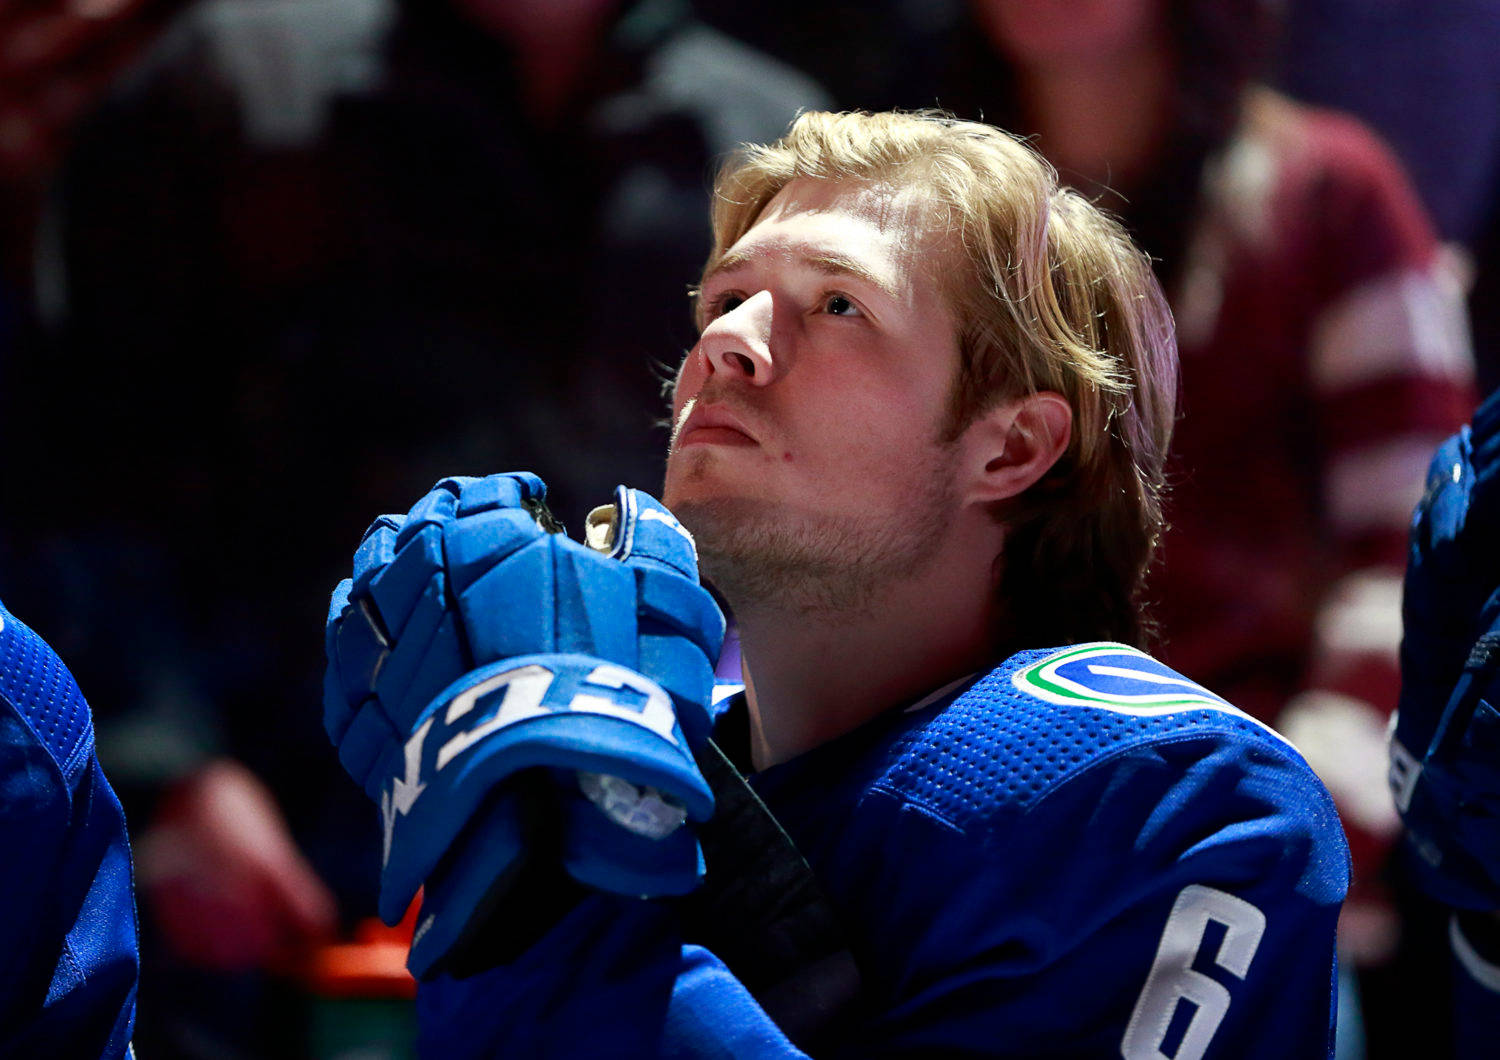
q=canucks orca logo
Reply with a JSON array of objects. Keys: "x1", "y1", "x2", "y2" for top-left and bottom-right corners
[{"x1": 1014, "y1": 643, "x2": 1233, "y2": 714}]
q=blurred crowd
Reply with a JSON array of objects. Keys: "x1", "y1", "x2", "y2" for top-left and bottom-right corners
[{"x1": 1, "y1": 0, "x2": 1498, "y2": 1056}]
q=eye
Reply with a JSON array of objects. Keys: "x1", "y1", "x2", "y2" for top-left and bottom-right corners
[
  {"x1": 823, "y1": 293, "x2": 860, "y2": 317},
  {"x1": 703, "y1": 292, "x2": 746, "y2": 322}
]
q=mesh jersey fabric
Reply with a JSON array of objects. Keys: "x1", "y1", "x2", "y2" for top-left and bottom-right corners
[{"x1": 0, "y1": 599, "x2": 138, "y2": 1058}]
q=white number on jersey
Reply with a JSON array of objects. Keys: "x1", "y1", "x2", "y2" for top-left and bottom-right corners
[{"x1": 1120, "y1": 885, "x2": 1267, "y2": 1060}]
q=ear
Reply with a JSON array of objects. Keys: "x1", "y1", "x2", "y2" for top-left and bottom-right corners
[{"x1": 956, "y1": 391, "x2": 1072, "y2": 505}]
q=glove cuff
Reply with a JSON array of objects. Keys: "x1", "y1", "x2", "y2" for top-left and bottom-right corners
[{"x1": 377, "y1": 652, "x2": 714, "y2": 922}]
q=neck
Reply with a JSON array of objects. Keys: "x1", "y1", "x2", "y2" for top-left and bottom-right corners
[
  {"x1": 731, "y1": 522, "x2": 1000, "y2": 771},
  {"x1": 1014, "y1": 37, "x2": 1174, "y2": 191}
]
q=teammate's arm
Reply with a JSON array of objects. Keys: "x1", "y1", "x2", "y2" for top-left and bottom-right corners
[{"x1": 1391, "y1": 389, "x2": 1500, "y2": 1056}]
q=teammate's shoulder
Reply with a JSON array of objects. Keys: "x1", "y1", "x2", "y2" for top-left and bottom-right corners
[
  {"x1": 877, "y1": 642, "x2": 1321, "y2": 824},
  {"x1": 0, "y1": 600, "x2": 96, "y2": 790}
]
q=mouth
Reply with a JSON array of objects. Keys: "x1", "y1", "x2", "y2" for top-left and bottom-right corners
[{"x1": 672, "y1": 399, "x2": 759, "y2": 450}]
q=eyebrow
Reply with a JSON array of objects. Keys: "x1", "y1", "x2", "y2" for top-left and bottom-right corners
[{"x1": 703, "y1": 247, "x2": 900, "y2": 301}]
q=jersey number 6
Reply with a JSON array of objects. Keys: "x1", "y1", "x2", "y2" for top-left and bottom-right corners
[{"x1": 1120, "y1": 884, "x2": 1267, "y2": 1060}]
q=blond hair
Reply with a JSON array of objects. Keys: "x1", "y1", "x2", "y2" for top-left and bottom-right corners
[{"x1": 705, "y1": 110, "x2": 1178, "y2": 649}]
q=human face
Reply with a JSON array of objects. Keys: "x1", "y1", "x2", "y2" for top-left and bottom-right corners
[{"x1": 662, "y1": 179, "x2": 965, "y2": 611}]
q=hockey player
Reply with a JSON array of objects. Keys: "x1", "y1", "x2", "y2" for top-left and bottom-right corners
[
  {"x1": 0, "y1": 597, "x2": 138, "y2": 1057},
  {"x1": 324, "y1": 110, "x2": 1350, "y2": 1056},
  {"x1": 1390, "y1": 386, "x2": 1500, "y2": 1056}
]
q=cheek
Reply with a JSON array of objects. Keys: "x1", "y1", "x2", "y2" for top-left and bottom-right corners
[{"x1": 821, "y1": 392, "x2": 947, "y2": 480}]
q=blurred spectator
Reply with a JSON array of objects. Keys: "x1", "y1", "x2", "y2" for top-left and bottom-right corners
[
  {"x1": 1277, "y1": 0, "x2": 1500, "y2": 398},
  {"x1": 0, "y1": 0, "x2": 191, "y2": 279},
  {"x1": 1, "y1": 0, "x2": 826, "y2": 1054},
  {"x1": 693, "y1": 0, "x2": 955, "y2": 115},
  {"x1": 0, "y1": 0, "x2": 191, "y2": 595},
  {"x1": 857, "y1": 0, "x2": 1476, "y2": 1051},
  {"x1": 1474, "y1": 186, "x2": 1500, "y2": 396},
  {"x1": 1277, "y1": 0, "x2": 1500, "y2": 251}
]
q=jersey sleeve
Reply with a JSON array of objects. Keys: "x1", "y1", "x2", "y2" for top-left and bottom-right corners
[
  {"x1": 1010, "y1": 731, "x2": 1345, "y2": 1058},
  {"x1": 413, "y1": 892, "x2": 810, "y2": 1059},
  {"x1": 0, "y1": 601, "x2": 138, "y2": 1059}
]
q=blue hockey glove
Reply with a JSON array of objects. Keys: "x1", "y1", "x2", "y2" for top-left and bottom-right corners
[
  {"x1": 1392, "y1": 389, "x2": 1500, "y2": 908},
  {"x1": 324, "y1": 473, "x2": 548, "y2": 804},
  {"x1": 324, "y1": 474, "x2": 725, "y2": 976}
]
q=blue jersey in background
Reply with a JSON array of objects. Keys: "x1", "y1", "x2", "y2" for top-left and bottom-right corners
[{"x1": 0, "y1": 598, "x2": 138, "y2": 1058}]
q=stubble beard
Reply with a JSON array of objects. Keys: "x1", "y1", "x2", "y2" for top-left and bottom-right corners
[{"x1": 666, "y1": 448, "x2": 959, "y2": 618}]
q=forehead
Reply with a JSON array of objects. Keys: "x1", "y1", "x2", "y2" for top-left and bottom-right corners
[
  {"x1": 725, "y1": 179, "x2": 953, "y2": 283},
  {"x1": 756, "y1": 178, "x2": 928, "y2": 236}
]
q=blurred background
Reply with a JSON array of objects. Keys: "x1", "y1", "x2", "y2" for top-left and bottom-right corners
[{"x1": 0, "y1": 0, "x2": 1496, "y2": 1056}]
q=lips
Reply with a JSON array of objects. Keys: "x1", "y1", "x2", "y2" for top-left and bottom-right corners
[{"x1": 674, "y1": 401, "x2": 759, "y2": 449}]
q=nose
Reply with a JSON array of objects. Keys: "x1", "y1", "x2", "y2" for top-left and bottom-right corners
[{"x1": 698, "y1": 289, "x2": 777, "y2": 386}]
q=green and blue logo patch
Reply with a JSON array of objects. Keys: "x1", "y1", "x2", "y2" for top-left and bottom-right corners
[{"x1": 1013, "y1": 643, "x2": 1233, "y2": 713}]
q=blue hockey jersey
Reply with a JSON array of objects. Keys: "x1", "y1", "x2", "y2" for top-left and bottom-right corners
[
  {"x1": 417, "y1": 643, "x2": 1349, "y2": 1058},
  {"x1": 0, "y1": 598, "x2": 139, "y2": 1058}
]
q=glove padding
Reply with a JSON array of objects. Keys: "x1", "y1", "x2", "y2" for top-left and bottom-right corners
[
  {"x1": 324, "y1": 474, "x2": 724, "y2": 976},
  {"x1": 1392, "y1": 390, "x2": 1500, "y2": 907}
]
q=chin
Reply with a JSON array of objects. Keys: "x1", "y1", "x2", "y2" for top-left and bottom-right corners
[
  {"x1": 663, "y1": 491, "x2": 755, "y2": 544},
  {"x1": 662, "y1": 447, "x2": 749, "y2": 512}
]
